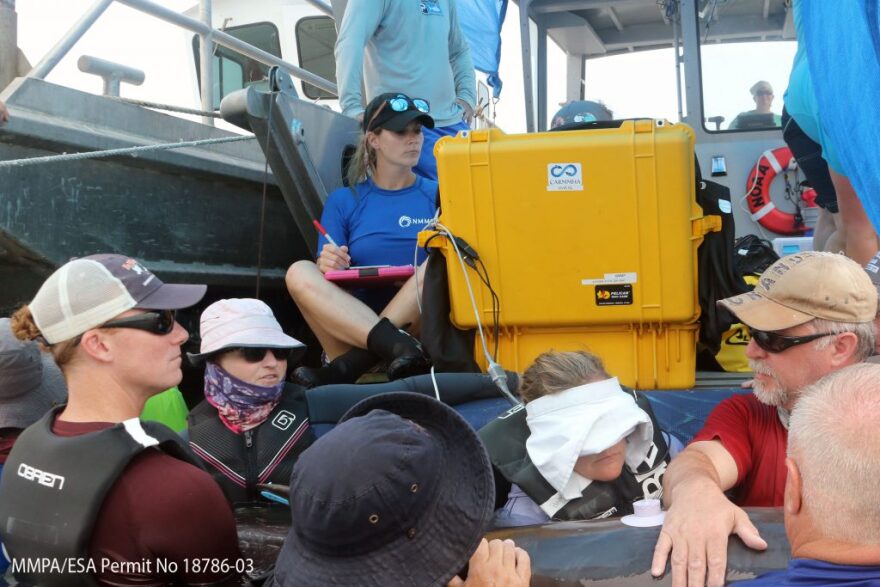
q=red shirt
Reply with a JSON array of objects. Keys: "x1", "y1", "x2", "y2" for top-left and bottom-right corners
[
  {"x1": 690, "y1": 394, "x2": 787, "y2": 507},
  {"x1": 0, "y1": 428, "x2": 20, "y2": 464},
  {"x1": 52, "y1": 419, "x2": 243, "y2": 586}
]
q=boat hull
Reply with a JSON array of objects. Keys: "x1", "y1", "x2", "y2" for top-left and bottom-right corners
[{"x1": 0, "y1": 77, "x2": 310, "y2": 314}]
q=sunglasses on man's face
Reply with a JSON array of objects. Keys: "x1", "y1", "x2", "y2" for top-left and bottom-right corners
[
  {"x1": 749, "y1": 328, "x2": 834, "y2": 353},
  {"x1": 755, "y1": 91, "x2": 773, "y2": 97},
  {"x1": 231, "y1": 347, "x2": 291, "y2": 363},
  {"x1": 101, "y1": 309, "x2": 177, "y2": 335}
]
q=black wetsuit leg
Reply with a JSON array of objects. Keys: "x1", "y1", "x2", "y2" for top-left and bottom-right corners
[{"x1": 305, "y1": 371, "x2": 518, "y2": 425}]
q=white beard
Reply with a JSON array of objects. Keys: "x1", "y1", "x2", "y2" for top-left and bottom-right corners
[{"x1": 749, "y1": 360, "x2": 790, "y2": 407}]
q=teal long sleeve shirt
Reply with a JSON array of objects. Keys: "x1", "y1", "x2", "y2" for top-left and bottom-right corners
[{"x1": 334, "y1": 0, "x2": 476, "y2": 128}]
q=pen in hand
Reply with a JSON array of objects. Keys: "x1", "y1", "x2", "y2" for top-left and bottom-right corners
[
  {"x1": 312, "y1": 219, "x2": 341, "y2": 249},
  {"x1": 313, "y1": 219, "x2": 350, "y2": 269}
]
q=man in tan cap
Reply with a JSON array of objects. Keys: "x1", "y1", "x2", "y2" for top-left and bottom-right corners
[
  {"x1": 862, "y1": 250, "x2": 880, "y2": 357},
  {"x1": 650, "y1": 251, "x2": 877, "y2": 587}
]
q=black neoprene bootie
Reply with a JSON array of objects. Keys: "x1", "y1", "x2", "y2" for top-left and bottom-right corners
[
  {"x1": 366, "y1": 318, "x2": 430, "y2": 380},
  {"x1": 290, "y1": 347, "x2": 379, "y2": 388}
]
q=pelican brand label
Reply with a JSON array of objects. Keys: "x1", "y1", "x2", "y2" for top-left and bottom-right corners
[
  {"x1": 547, "y1": 163, "x2": 583, "y2": 191},
  {"x1": 595, "y1": 284, "x2": 633, "y2": 306}
]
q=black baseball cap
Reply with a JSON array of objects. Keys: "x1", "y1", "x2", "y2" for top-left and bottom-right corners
[{"x1": 363, "y1": 92, "x2": 435, "y2": 133}]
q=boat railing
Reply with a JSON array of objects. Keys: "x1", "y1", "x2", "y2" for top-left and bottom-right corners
[
  {"x1": 25, "y1": 0, "x2": 338, "y2": 126},
  {"x1": 302, "y1": 0, "x2": 332, "y2": 17}
]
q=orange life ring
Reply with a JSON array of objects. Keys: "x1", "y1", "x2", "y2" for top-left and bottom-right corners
[{"x1": 746, "y1": 147, "x2": 817, "y2": 236}]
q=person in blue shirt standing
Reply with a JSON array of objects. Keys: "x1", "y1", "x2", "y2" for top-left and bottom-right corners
[
  {"x1": 333, "y1": 0, "x2": 476, "y2": 181},
  {"x1": 735, "y1": 363, "x2": 880, "y2": 587},
  {"x1": 285, "y1": 93, "x2": 436, "y2": 388},
  {"x1": 783, "y1": 0, "x2": 877, "y2": 265}
]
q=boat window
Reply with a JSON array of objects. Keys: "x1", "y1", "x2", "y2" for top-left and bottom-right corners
[
  {"x1": 295, "y1": 16, "x2": 337, "y2": 100},
  {"x1": 192, "y1": 22, "x2": 282, "y2": 110},
  {"x1": 579, "y1": 49, "x2": 681, "y2": 124},
  {"x1": 696, "y1": 1, "x2": 796, "y2": 133}
]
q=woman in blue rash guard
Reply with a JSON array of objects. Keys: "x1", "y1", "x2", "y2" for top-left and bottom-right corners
[{"x1": 285, "y1": 93, "x2": 438, "y2": 388}]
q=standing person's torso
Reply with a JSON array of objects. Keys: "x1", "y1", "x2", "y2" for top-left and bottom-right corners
[{"x1": 361, "y1": 0, "x2": 460, "y2": 124}]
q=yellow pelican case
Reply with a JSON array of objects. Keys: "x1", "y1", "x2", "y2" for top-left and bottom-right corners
[{"x1": 425, "y1": 120, "x2": 718, "y2": 389}]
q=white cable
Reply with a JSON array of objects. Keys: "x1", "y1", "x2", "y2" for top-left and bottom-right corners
[
  {"x1": 434, "y1": 222, "x2": 493, "y2": 367},
  {"x1": 420, "y1": 220, "x2": 519, "y2": 405},
  {"x1": 430, "y1": 365, "x2": 440, "y2": 401}
]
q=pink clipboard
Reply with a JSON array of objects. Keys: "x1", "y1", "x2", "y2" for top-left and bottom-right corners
[{"x1": 324, "y1": 265, "x2": 415, "y2": 288}]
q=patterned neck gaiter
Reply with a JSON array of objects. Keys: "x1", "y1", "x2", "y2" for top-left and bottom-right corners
[{"x1": 204, "y1": 362, "x2": 284, "y2": 434}]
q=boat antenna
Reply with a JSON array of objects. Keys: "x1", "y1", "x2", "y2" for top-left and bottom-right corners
[{"x1": 255, "y1": 85, "x2": 277, "y2": 299}]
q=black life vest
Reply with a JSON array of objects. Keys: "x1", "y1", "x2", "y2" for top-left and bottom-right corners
[
  {"x1": 479, "y1": 392, "x2": 669, "y2": 521},
  {"x1": 187, "y1": 383, "x2": 314, "y2": 504},
  {"x1": 0, "y1": 406, "x2": 198, "y2": 587}
]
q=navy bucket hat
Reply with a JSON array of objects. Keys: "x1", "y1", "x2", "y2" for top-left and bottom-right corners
[{"x1": 271, "y1": 392, "x2": 495, "y2": 586}]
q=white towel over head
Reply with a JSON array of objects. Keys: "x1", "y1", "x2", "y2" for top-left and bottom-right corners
[{"x1": 524, "y1": 377, "x2": 654, "y2": 500}]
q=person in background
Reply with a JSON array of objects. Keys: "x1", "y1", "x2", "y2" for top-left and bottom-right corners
[
  {"x1": 333, "y1": 0, "x2": 476, "y2": 180},
  {"x1": 651, "y1": 252, "x2": 876, "y2": 587},
  {"x1": 550, "y1": 100, "x2": 613, "y2": 129},
  {"x1": 0, "y1": 99, "x2": 9, "y2": 124},
  {"x1": 286, "y1": 93, "x2": 435, "y2": 388},
  {"x1": 187, "y1": 298, "x2": 314, "y2": 504},
  {"x1": 0, "y1": 254, "x2": 243, "y2": 585},
  {"x1": 784, "y1": 0, "x2": 878, "y2": 265},
  {"x1": 269, "y1": 392, "x2": 530, "y2": 587},
  {"x1": 482, "y1": 350, "x2": 677, "y2": 526},
  {"x1": 0, "y1": 317, "x2": 67, "y2": 575},
  {"x1": 782, "y1": 105, "x2": 842, "y2": 254},
  {"x1": 735, "y1": 364, "x2": 880, "y2": 586},
  {"x1": 729, "y1": 81, "x2": 782, "y2": 129},
  {"x1": 0, "y1": 318, "x2": 67, "y2": 467},
  {"x1": 140, "y1": 386, "x2": 189, "y2": 433}
]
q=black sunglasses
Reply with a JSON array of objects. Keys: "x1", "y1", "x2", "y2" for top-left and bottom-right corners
[
  {"x1": 231, "y1": 347, "x2": 291, "y2": 363},
  {"x1": 101, "y1": 310, "x2": 177, "y2": 335},
  {"x1": 749, "y1": 328, "x2": 834, "y2": 353}
]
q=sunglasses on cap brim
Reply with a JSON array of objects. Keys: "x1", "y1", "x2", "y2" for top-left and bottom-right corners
[
  {"x1": 367, "y1": 95, "x2": 430, "y2": 131},
  {"x1": 101, "y1": 309, "x2": 176, "y2": 335},
  {"x1": 749, "y1": 328, "x2": 834, "y2": 353},
  {"x1": 384, "y1": 95, "x2": 430, "y2": 115}
]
